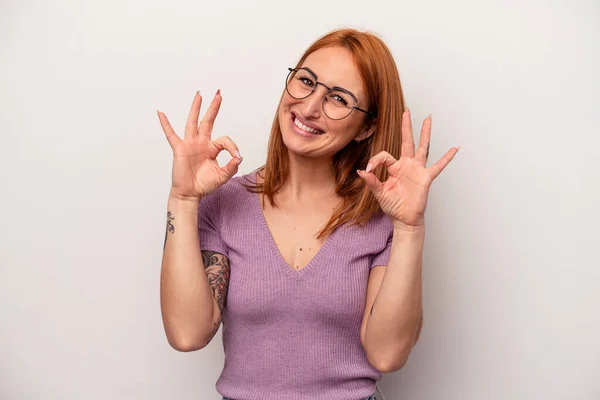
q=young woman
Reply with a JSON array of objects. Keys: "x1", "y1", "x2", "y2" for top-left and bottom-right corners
[{"x1": 158, "y1": 28, "x2": 459, "y2": 400}]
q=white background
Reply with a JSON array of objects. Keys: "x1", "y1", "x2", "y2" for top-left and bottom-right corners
[{"x1": 1, "y1": 0, "x2": 599, "y2": 399}]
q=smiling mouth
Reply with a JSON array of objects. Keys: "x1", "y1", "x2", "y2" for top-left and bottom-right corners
[{"x1": 291, "y1": 113, "x2": 324, "y2": 135}]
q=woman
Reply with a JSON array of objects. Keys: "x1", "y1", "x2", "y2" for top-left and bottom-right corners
[{"x1": 158, "y1": 28, "x2": 459, "y2": 400}]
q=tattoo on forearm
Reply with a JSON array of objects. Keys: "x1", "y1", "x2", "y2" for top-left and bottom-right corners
[
  {"x1": 163, "y1": 211, "x2": 175, "y2": 250},
  {"x1": 202, "y1": 250, "x2": 230, "y2": 314},
  {"x1": 205, "y1": 319, "x2": 221, "y2": 346}
]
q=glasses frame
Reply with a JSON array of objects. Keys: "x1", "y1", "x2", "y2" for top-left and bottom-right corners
[{"x1": 285, "y1": 67, "x2": 375, "y2": 121}]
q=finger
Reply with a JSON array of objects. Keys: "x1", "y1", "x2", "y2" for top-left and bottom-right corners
[
  {"x1": 401, "y1": 108, "x2": 416, "y2": 158},
  {"x1": 184, "y1": 91, "x2": 202, "y2": 140},
  {"x1": 221, "y1": 156, "x2": 243, "y2": 179},
  {"x1": 365, "y1": 151, "x2": 397, "y2": 174},
  {"x1": 428, "y1": 146, "x2": 460, "y2": 180},
  {"x1": 357, "y1": 169, "x2": 384, "y2": 198},
  {"x1": 415, "y1": 115, "x2": 432, "y2": 166},
  {"x1": 199, "y1": 90, "x2": 222, "y2": 138},
  {"x1": 212, "y1": 135, "x2": 241, "y2": 160},
  {"x1": 157, "y1": 110, "x2": 180, "y2": 149}
]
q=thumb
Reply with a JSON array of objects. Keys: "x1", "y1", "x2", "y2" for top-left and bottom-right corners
[
  {"x1": 221, "y1": 157, "x2": 242, "y2": 179},
  {"x1": 357, "y1": 169, "x2": 383, "y2": 199}
]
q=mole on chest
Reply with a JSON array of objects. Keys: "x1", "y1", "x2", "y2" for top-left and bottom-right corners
[
  {"x1": 261, "y1": 198, "x2": 336, "y2": 271},
  {"x1": 282, "y1": 239, "x2": 321, "y2": 270},
  {"x1": 269, "y1": 225, "x2": 325, "y2": 270}
]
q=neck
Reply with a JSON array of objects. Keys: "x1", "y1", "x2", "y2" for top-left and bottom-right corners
[{"x1": 279, "y1": 151, "x2": 337, "y2": 203}]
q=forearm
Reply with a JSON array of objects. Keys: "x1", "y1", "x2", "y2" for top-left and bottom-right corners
[
  {"x1": 160, "y1": 192, "x2": 215, "y2": 351},
  {"x1": 364, "y1": 224, "x2": 425, "y2": 371}
]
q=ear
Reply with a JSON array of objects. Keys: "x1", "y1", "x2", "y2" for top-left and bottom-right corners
[{"x1": 354, "y1": 119, "x2": 377, "y2": 142}]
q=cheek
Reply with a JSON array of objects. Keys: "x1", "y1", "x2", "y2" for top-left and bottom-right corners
[
  {"x1": 329, "y1": 120, "x2": 360, "y2": 139},
  {"x1": 280, "y1": 91, "x2": 296, "y2": 111},
  {"x1": 278, "y1": 97, "x2": 294, "y2": 131}
]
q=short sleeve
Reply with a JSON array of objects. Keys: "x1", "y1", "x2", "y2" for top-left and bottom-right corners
[
  {"x1": 370, "y1": 217, "x2": 394, "y2": 269},
  {"x1": 197, "y1": 189, "x2": 228, "y2": 257}
]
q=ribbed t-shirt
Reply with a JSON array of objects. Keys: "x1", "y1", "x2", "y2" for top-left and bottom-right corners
[{"x1": 197, "y1": 171, "x2": 394, "y2": 400}]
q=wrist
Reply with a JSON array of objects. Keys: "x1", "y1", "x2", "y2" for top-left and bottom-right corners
[
  {"x1": 393, "y1": 220, "x2": 426, "y2": 235},
  {"x1": 168, "y1": 190, "x2": 202, "y2": 214},
  {"x1": 168, "y1": 188, "x2": 203, "y2": 204}
]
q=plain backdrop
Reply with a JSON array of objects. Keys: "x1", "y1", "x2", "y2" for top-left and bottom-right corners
[{"x1": 1, "y1": 0, "x2": 599, "y2": 399}]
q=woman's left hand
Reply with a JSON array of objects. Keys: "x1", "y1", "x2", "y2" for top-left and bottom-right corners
[{"x1": 357, "y1": 109, "x2": 459, "y2": 229}]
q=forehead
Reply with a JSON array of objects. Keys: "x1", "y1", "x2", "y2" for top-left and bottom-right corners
[{"x1": 301, "y1": 46, "x2": 365, "y2": 98}]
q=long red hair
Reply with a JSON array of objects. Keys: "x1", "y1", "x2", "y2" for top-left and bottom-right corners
[{"x1": 245, "y1": 28, "x2": 406, "y2": 238}]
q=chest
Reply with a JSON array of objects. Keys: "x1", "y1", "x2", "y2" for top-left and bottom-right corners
[{"x1": 260, "y1": 195, "x2": 338, "y2": 272}]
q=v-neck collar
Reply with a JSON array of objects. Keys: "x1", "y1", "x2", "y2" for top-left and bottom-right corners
[{"x1": 250, "y1": 171, "x2": 339, "y2": 280}]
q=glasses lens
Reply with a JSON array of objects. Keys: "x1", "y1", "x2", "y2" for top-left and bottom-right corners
[
  {"x1": 286, "y1": 69, "x2": 315, "y2": 99},
  {"x1": 323, "y1": 89, "x2": 354, "y2": 120}
]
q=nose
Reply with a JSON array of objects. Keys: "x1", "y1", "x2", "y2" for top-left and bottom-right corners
[{"x1": 300, "y1": 85, "x2": 326, "y2": 119}]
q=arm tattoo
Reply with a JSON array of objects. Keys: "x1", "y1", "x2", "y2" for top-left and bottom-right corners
[
  {"x1": 201, "y1": 250, "x2": 230, "y2": 314},
  {"x1": 163, "y1": 211, "x2": 175, "y2": 250},
  {"x1": 204, "y1": 319, "x2": 221, "y2": 347}
]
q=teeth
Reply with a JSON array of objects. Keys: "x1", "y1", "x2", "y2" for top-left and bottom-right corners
[{"x1": 294, "y1": 117, "x2": 321, "y2": 134}]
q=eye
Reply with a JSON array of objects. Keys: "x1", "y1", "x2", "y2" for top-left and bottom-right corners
[
  {"x1": 297, "y1": 75, "x2": 315, "y2": 88},
  {"x1": 329, "y1": 92, "x2": 349, "y2": 106}
]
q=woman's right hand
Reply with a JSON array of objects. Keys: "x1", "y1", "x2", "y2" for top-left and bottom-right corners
[{"x1": 157, "y1": 90, "x2": 242, "y2": 201}]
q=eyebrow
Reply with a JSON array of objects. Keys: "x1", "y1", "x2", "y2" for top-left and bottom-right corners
[
  {"x1": 302, "y1": 67, "x2": 360, "y2": 101},
  {"x1": 303, "y1": 67, "x2": 319, "y2": 80}
]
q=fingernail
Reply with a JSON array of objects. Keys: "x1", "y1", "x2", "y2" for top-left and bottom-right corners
[
  {"x1": 196, "y1": 90, "x2": 200, "y2": 96},
  {"x1": 216, "y1": 89, "x2": 221, "y2": 96},
  {"x1": 366, "y1": 163, "x2": 373, "y2": 173},
  {"x1": 235, "y1": 150, "x2": 241, "y2": 158},
  {"x1": 237, "y1": 156, "x2": 243, "y2": 164}
]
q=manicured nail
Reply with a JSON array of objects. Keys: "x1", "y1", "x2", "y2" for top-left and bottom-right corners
[
  {"x1": 366, "y1": 163, "x2": 373, "y2": 173},
  {"x1": 216, "y1": 89, "x2": 221, "y2": 96},
  {"x1": 235, "y1": 150, "x2": 241, "y2": 158}
]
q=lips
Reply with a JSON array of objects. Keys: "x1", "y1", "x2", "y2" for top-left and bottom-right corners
[{"x1": 290, "y1": 112, "x2": 324, "y2": 135}]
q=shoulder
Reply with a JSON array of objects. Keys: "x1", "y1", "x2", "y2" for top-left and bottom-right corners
[
  {"x1": 362, "y1": 211, "x2": 394, "y2": 238},
  {"x1": 340, "y1": 211, "x2": 393, "y2": 249},
  {"x1": 200, "y1": 171, "x2": 256, "y2": 205},
  {"x1": 198, "y1": 170, "x2": 259, "y2": 225},
  {"x1": 367, "y1": 210, "x2": 393, "y2": 229}
]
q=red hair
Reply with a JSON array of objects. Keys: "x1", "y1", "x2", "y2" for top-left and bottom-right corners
[{"x1": 246, "y1": 28, "x2": 406, "y2": 238}]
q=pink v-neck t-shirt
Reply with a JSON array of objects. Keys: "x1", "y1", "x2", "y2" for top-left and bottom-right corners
[{"x1": 197, "y1": 171, "x2": 394, "y2": 400}]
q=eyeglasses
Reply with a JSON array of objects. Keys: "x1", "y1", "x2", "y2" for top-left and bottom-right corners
[{"x1": 285, "y1": 67, "x2": 375, "y2": 120}]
